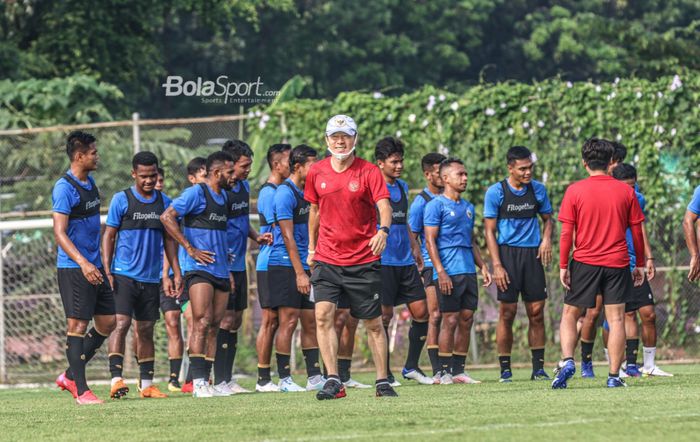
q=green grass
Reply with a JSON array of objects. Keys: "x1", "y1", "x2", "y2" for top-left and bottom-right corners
[{"x1": 1, "y1": 364, "x2": 699, "y2": 441}]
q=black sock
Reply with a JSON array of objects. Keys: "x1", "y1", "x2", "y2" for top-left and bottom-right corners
[
  {"x1": 452, "y1": 353, "x2": 467, "y2": 374},
  {"x1": 227, "y1": 331, "x2": 238, "y2": 376},
  {"x1": 82, "y1": 327, "x2": 107, "y2": 363},
  {"x1": 338, "y1": 357, "x2": 352, "y2": 383},
  {"x1": 405, "y1": 320, "x2": 428, "y2": 370},
  {"x1": 531, "y1": 348, "x2": 545, "y2": 372},
  {"x1": 66, "y1": 335, "x2": 88, "y2": 395},
  {"x1": 109, "y1": 353, "x2": 124, "y2": 379},
  {"x1": 276, "y1": 352, "x2": 291, "y2": 379},
  {"x1": 303, "y1": 348, "x2": 322, "y2": 377},
  {"x1": 258, "y1": 365, "x2": 271, "y2": 385},
  {"x1": 214, "y1": 328, "x2": 230, "y2": 384},
  {"x1": 205, "y1": 359, "x2": 214, "y2": 381},
  {"x1": 609, "y1": 371, "x2": 619, "y2": 378},
  {"x1": 139, "y1": 359, "x2": 155, "y2": 381},
  {"x1": 626, "y1": 338, "x2": 639, "y2": 366},
  {"x1": 438, "y1": 353, "x2": 452, "y2": 374},
  {"x1": 427, "y1": 346, "x2": 440, "y2": 375},
  {"x1": 186, "y1": 365, "x2": 193, "y2": 382},
  {"x1": 190, "y1": 355, "x2": 206, "y2": 380},
  {"x1": 499, "y1": 355, "x2": 511, "y2": 375},
  {"x1": 169, "y1": 358, "x2": 182, "y2": 383},
  {"x1": 581, "y1": 340, "x2": 594, "y2": 362},
  {"x1": 375, "y1": 378, "x2": 389, "y2": 388},
  {"x1": 327, "y1": 374, "x2": 341, "y2": 384},
  {"x1": 563, "y1": 356, "x2": 574, "y2": 362},
  {"x1": 383, "y1": 325, "x2": 393, "y2": 378}
]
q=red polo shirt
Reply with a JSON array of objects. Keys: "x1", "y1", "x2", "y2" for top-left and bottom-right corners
[{"x1": 305, "y1": 156, "x2": 389, "y2": 266}]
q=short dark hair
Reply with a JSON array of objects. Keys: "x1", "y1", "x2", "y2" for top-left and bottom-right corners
[
  {"x1": 290, "y1": 144, "x2": 317, "y2": 170},
  {"x1": 66, "y1": 130, "x2": 96, "y2": 160},
  {"x1": 611, "y1": 141, "x2": 627, "y2": 163},
  {"x1": 507, "y1": 145, "x2": 532, "y2": 165},
  {"x1": 132, "y1": 151, "x2": 159, "y2": 170},
  {"x1": 157, "y1": 167, "x2": 165, "y2": 177},
  {"x1": 206, "y1": 151, "x2": 234, "y2": 173},
  {"x1": 266, "y1": 143, "x2": 292, "y2": 168},
  {"x1": 187, "y1": 157, "x2": 207, "y2": 176},
  {"x1": 612, "y1": 163, "x2": 637, "y2": 181},
  {"x1": 374, "y1": 137, "x2": 404, "y2": 161},
  {"x1": 439, "y1": 157, "x2": 464, "y2": 176},
  {"x1": 421, "y1": 153, "x2": 446, "y2": 172},
  {"x1": 222, "y1": 139, "x2": 254, "y2": 164},
  {"x1": 581, "y1": 138, "x2": 614, "y2": 171}
]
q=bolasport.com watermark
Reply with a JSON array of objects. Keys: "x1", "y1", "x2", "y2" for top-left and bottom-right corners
[{"x1": 161, "y1": 75, "x2": 280, "y2": 104}]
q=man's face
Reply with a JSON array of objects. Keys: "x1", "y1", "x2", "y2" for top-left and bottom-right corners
[
  {"x1": 622, "y1": 178, "x2": 636, "y2": 189},
  {"x1": 220, "y1": 161, "x2": 236, "y2": 190},
  {"x1": 187, "y1": 167, "x2": 207, "y2": 185},
  {"x1": 77, "y1": 144, "x2": 99, "y2": 171},
  {"x1": 325, "y1": 132, "x2": 356, "y2": 155},
  {"x1": 132, "y1": 164, "x2": 158, "y2": 193},
  {"x1": 442, "y1": 163, "x2": 468, "y2": 193},
  {"x1": 378, "y1": 153, "x2": 403, "y2": 179},
  {"x1": 233, "y1": 155, "x2": 253, "y2": 181},
  {"x1": 508, "y1": 158, "x2": 534, "y2": 184},
  {"x1": 424, "y1": 163, "x2": 443, "y2": 189},
  {"x1": 298, "y1": 156, "x2": 318, "y2": 181},
  {"x1": 273, "y1": 150, "x2": 291, "y2": 179},
  {"x1": 155, "y1": 174, "x2": 164, "y2": 191}
]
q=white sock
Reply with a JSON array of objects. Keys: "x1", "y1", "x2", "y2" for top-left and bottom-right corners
[
  {"x1": 643, "y1": 347, "x2": 656, "y2": 370},
  {"x1": 604, "y1": 348, "x2": 609, "y2": 363},
  {"x1": 194, "y1": 377, "x2": 207, "y2": 387},
  {"x1": 111, "y1": 377, "x2": 122, "y2": 387},
  {"x1": 141, "y1": 378, "x2": 153, "y2": 389}
]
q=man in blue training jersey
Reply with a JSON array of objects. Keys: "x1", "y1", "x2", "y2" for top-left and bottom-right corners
[
  {"x1": 269, "y1": 144, "x2": 325, "y2": 392},
  {"x1": 484, "y1": 146, "x2": 553, "y2": 383},
  {"x1": 103, "y1": 152, "x2": 176, "y2": 399},
  {"x1": 424, "y1": 158, "x2": 492, "y2": 385},
  {"x1": 53, "y1": 131, "x2": 116, "y2": 405},
  {"x1": 374, "y1": 138, "x2": 433, "y2": 386},
  {"x1": 408, "y1": 152, "x2": 445, "y2": 381},
  {"x1": 254, "y1": 143, "x2": 292, "y2": 392},
  {"x1": 684, "y1": 183, "x2": 700, "y2": 282},
  {"x1": 161, "y1": 151, "x2": 236, "y2": 398}
]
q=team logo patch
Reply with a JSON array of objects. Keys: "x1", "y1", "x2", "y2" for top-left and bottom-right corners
[
  {"x1": 348, "y1": 180, "x2": 360, "y2": 192},
  {"x1": 466, "y1": 209, "x2": 473, "y2": 219},
  {"x1": 334, "y1": 117, "x2": 346, "y2": 126},
  {"x1": 450, "y1": 211, "x2": 455, "y2": 216},
  {"x1": 321, "y1": 182, "x2": 327, "y2": 189}
]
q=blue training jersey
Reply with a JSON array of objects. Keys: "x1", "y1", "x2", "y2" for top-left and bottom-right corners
[
  {"x1": 688, "y1": 185, "x2": 700, "y2": 215},
  {"x1": 424, "y1": 195, "x2": 476, "y2": 279},
  {"x1": 408, "y1": 187, "x2": 437, "y2": 269},
  {"x1": 626, "y1": 190, "x2": 647, "y2": 270},
  {"x1": 380, "y1": 179, "x2": 414, "y2": 266},
  {"x1": 255, "y1": 183, "x2": 277, "y2": 272},
  {"x1": 269, "y1": 179, "x2": 310, "y2": 269},
  {"x1": 226, "y1": 180, "x2": 251, "y2": 272}
]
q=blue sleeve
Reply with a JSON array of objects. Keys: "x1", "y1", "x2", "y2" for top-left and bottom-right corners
[
  {"x1": 483, "y1": 183, "x2": 503, "y2": 218},
  {"x1": 162, "y1": 193, "x2": 172, "y2": 209},
  {"x1": 106, "y1": 192, "x2": 128, "y2": 228},
  {"x1": 424, "y1": 200, "x2": 442, "y2": 227},
  {"x1": 636, "y1": 192, "x2": 647, "y2": 216},
  {"x1": 171, "y1": 185, "x2": 203, "y2": 217},
  {"x1": 688, "y1": 186, "x2": 700, "y2": 215},
  {"x1": 274, "y1": 186, "x2": 296, "y2": 221},
  {"x1": 535, "y1": 181, "x2": 553, "y2": 214},
  {"x1": 408, "y1": 197, "x2": 425, "y2": 233},
  {"x1": 259, "y1": 187, "x2": 276, "y2": 223},
  {"x1": 51, "y1": 180, "x2": 78, "y2": 215}
]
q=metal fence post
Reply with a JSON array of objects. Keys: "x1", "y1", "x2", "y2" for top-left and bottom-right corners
[
  {"x1": 132, "y1": 112, "x2": 141, "y2": 154},
  {"x1": 0, "y1": 231, "x2": 6, "y2": 383}
]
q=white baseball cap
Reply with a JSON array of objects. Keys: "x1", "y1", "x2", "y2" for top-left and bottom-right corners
[{"x1": 325, "y1": 114, "x2": 357, "y2": 136}]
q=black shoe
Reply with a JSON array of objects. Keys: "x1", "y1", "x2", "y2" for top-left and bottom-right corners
[
  {"x1": 316, "y1": 379, "x2": 347, "y2": 400},
  {"x1": 375, "y1": 382, "x2": 398, "y2": 397}
]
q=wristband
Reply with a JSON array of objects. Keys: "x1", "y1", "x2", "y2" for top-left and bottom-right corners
[{"x1": 379, "y1": 226, "x2": 390, "y2": 235}]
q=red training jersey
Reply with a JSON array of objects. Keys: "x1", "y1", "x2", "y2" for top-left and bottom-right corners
[
  {"x1": 558, "y1": 175, "x2": 645, "y2": 268},
  {"x1": 305, "y1": 156, "x2": 390, "y2": 266}
]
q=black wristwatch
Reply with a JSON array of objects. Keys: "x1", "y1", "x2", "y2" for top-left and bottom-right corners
[{"x1": 379, "y1": 226, "x2": 390, "y2": 235}]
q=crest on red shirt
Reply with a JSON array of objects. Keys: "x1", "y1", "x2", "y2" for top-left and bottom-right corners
[{"x1": 348, "y1": 180, "x2": 360, "y2": 192}]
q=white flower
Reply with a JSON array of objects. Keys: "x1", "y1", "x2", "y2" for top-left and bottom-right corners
[
  {"x1": 654, "y1": 111, "x2": 659, "y2": 118},
  {"x1": 537, "y1": 87, "x2": 542, "y2": 92},
  {"x1": 528, "y1": 128, "x2": 534, "y2": 135},
  {"x1": 616, "y1": 133, "x2": 623, "y2": 141},
  {"x1": 254, "y1": 110, "x2": 262, "y2": 117},
  {"x1": 396, "y1": 130, "x2": 402, "y2": 138},
  {"x1": 670, "y1": 74, "x2": 682, "y2": 91},
  {"x1": 438, "y1": 144, "x2": 449, "y2": 155},
  {"x1": 450, "y1": 102, "x2": 459, "y2": 111},
  {"x1": 634, "y1": 154, "x2": 639, "y2": 163},
  {"x1": 657, "y1": 91, "x2": 664, "y2": 98},
  {"x1": 537, "y1": 120, "x2": 545, "y2": 128},
  {"x1": 522, "y1": 121, "x2": 530, "y2": 128},
  {"x1": 500, "y1": 101, "x2": 507, "y2": 108},
  {"x1": 542, "y1": 172, "x2": 548, "y2": 183},
  {"x1": 574, "y1": 127, "x2": 581, "y2": 134},
  {"x1": 485, "y1": 108, "x2": 496, "y2": 116},
  {"x1": 636, "y1": 91, "x2": 643, "y2": 99},
  {"x1": 247, "y1": 111, "x2": 255, "y2": 118},
  {"x1": 507, "y1": 128, "x2": 514, "y2": 135},
  {"x1": 671, "y1": 128, "x2": 677, "y2": 136},
  {"x1": 521, "y1": 106, "x2": 528, "y2": 113},
  {"x1": 654, "y1": 125, "x2": 665, "y2": 134},
  {"x1": 372, "y1": 91, "x2": 384, "y2": 99},
  {"x1": 408, "y1": 113, "x2": 416, "y2": 123},
  {"x1": 566, "y1": 81, "x2": 573, "y2": 88},
  {"x1": 530, "y1": 152, "x2": 538, "y2": 162},
  {"x1": 426, "y1": 95, "x2": 436, "y2": 112},
  {"x1": 614, "y1": 77, "x2": 620, "y2": 85},
  {"x1": 421, "y1": 119, "x2": 429, "y2": 128},
  {"x1": 439, "y1": 94, "x2": 446, "y2": 101},
  {"x1": 258, "y1": 120, "x2": 267, "y2": 129},
  {"x1": 654, "y1": 141, "x2": 663, "y2": 149},
  {"x1": 261, "y1": 114, "x2": 271, "y2": 122},
  {"x1": 386, "y1": 113, "x2": 394, "y2": 121},
  {"x1": 595, "y1": 85, "x2": 602, "y2": 93}
]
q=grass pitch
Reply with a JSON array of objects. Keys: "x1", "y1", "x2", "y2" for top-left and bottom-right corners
[{"x1": 1, "y1": 364, "x2": 698, "y2": 441}]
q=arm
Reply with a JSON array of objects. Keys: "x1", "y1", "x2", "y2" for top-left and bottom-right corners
[
  {"x1": 472, "y1": 237, "x2": 492, "y2": 287},
  {"x1": 307, "y1": 203, "x2": 320, "y2": 267},
  {"x1": 368, "y1": 198, "x2": 391, "y2": 256},
  {"x1": 100, "y1": 226, "x2": 118, "y2": 289},
  {"x1": 407, "y1": 224, "x2": 424, "y2": 271},
  {"x1": 484, "y1": 218, "x2": 508, "y2": 292},
  {"x1": 559, "y1": 221, "x2": 574, "y2": 290},
  {"x1": 163, "y1": 231, "x2": 182, "y2": 296},
  {"x1": 279, "y1": 219, "x2": 310, "y2": 294},
  {"x1": 538, "y1": 213, "x2": 553, "y2": 266},
  {"x1": 160, "y1": 206, "x2": 214, "y2": 264},
  {"x1": 53, "y1": 213, "x2": 103, "y2": 285},
  {"x1": 683, "y1": 210, "x2": 700, "y2": 281},
  {"x1": 425, "y1": 225, "x2": 452, "y2": 295},
  {"x1": 641, "y1": 223, "x2": 655, "y2": 281},
  {"x1": 249, "y1": 222, "x2": 273, "y2": 245},
  {"x1": 630, "y1": 222, "x2": 645, "y2": 286}
]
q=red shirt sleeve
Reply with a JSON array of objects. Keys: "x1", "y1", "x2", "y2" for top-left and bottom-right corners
[
  {"x1": 304, "y1": 165, "x2": 318, "y2": 204},
  {"x1": 558, "y1": 186, "x2": 576, "y2": 224},
  {"x1": 559, "y1": 221, "x2": 574, "y2": 269},
  {"x1": 366, "y1": 164, "x2": 390, "y2": 203}
]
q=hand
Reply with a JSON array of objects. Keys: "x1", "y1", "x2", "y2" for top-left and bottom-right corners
[
  {"x1": 646, "y1": 258, "x2": 656, "y2": 281},
  {"x1": 187, "y1": 246, "x2": 216, "y2": 264},
  {"x1": 632, "y1": 267, "x2": 644, "y2": 287},
  {"x1": 492, "y1": 263, "x2": 510, "y2": 292},
  {"x1": 369, "y1": 230, "x2": 388, "y2": 256},
  {"x1": 256, "y1": 232, "x2": 273, "y2": 246},
  {"x1": 481, "y1": 266, "x2": 493, "y2": 287},
  {"x1": 538, "y1": 239, "x2": 552, "y2": 266},
  {"x1": 296, "y1": 271, "x2": 311, "y2": 295},
  {"x1": 162, "y1": 276, "x2": 174, "y2": 298},
  {"x1": 105, "y1": 272, "x2": 114, "y2": 291},
  {"x1": 560, "y1": 268, "x2": 570, "y2": 291},
  {"x1": 437, "y1": 270, "x2": 453, "y2": 295},
  {"x1": 229, "y1": 273, "x2": 236, "y2": 293},
  {"x1": 81, "y1": 262, "x2": 104, "y2": 286},
  {"x1": 414, "y1": 252, "x2": 424, "y2": 272},
  {"x1": 173, "y1": 274, "x2": 183, "y2": 297},
  {"x1": 306, "y1": 251, "x2": 316, "y2": 269},
  {"x1": 688, "y1": 255, "x2": 700, "y2": 282}
]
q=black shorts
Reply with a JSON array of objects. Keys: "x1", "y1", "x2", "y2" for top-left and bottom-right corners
[
  {"x1": 310, "y1": 261, "x2": 382, "y2": 320},
  {"x1": 625, "y1": 277, "x2": 655, "y2": 313},
  {"x1": 227, "y1": 271, "x2": 248, "y2": 311},
  {"x1": 434, "y1": 273, "x2": 478, "y2": 313},
  {"x1": 159, "y1": 276, "x2": 185, "y2": 313},
  {"x1": 257, "y1": 270, "x2": 274, "y2": 309},
  {"x1": 184, "y1": 271, "x2": 231, "y2": 294},
  {"x1": 57, "y1": 267, "x2": 115, "y2": 320},
  {"x1": 381, "y1": 265, "x2": 426, "y2": 306},
  {"x1": 113, "y1": 274, "x2": 160, "y2": 321},
  {"x1": 566, "y1": 260, "x2": 631, "y2": 308},
  {"x1": 269, "y1": 266, "x2": 315, "y2": 310},
  {"x1": 497, "y1": 245, "x2": 547, "y2": 303},
  {"x1": 420, "y1": 266, "x2": 436, "y2": 289}
]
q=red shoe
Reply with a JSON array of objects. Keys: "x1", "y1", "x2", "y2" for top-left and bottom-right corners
[
  {"x1": 76, "y1": 390, "x2": 104, "y2": 405},
  {"x1": 56, "y1": 372, "x2": 78, "y2": 398},
  {"x1": 181, "y1": 381, "x2": 193, "y2": 394}
]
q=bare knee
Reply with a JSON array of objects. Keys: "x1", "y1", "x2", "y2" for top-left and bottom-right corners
[
  {"x1": 641, "y1": 308, "x2": 656, "y2": 326},
  {"x1": 381, "y1": 312, "x2": 393, "y2": 328},
  {"x1": 114, "y1": 317, "x2": 132, "y2": 336},
  {"x1": 442, "y1": 313, "x2": 458, "y2": 329},
  {"x1": 501, "y1": 305, "x2": 517, "y2": 324},
  {"x1": 429, "y1": 309, "x2": 442, "y2": 326},
  {"x1": 528, "y1": 307, "x2": 545, "y2": 326}
]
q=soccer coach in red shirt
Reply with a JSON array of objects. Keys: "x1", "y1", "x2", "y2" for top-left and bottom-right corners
[
  {"x1": 554, "y1": 138, "x2": 645, "y2": 389},
  {"x1": 305, "y1": 115, "x2": 396, "y2": 399}
]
